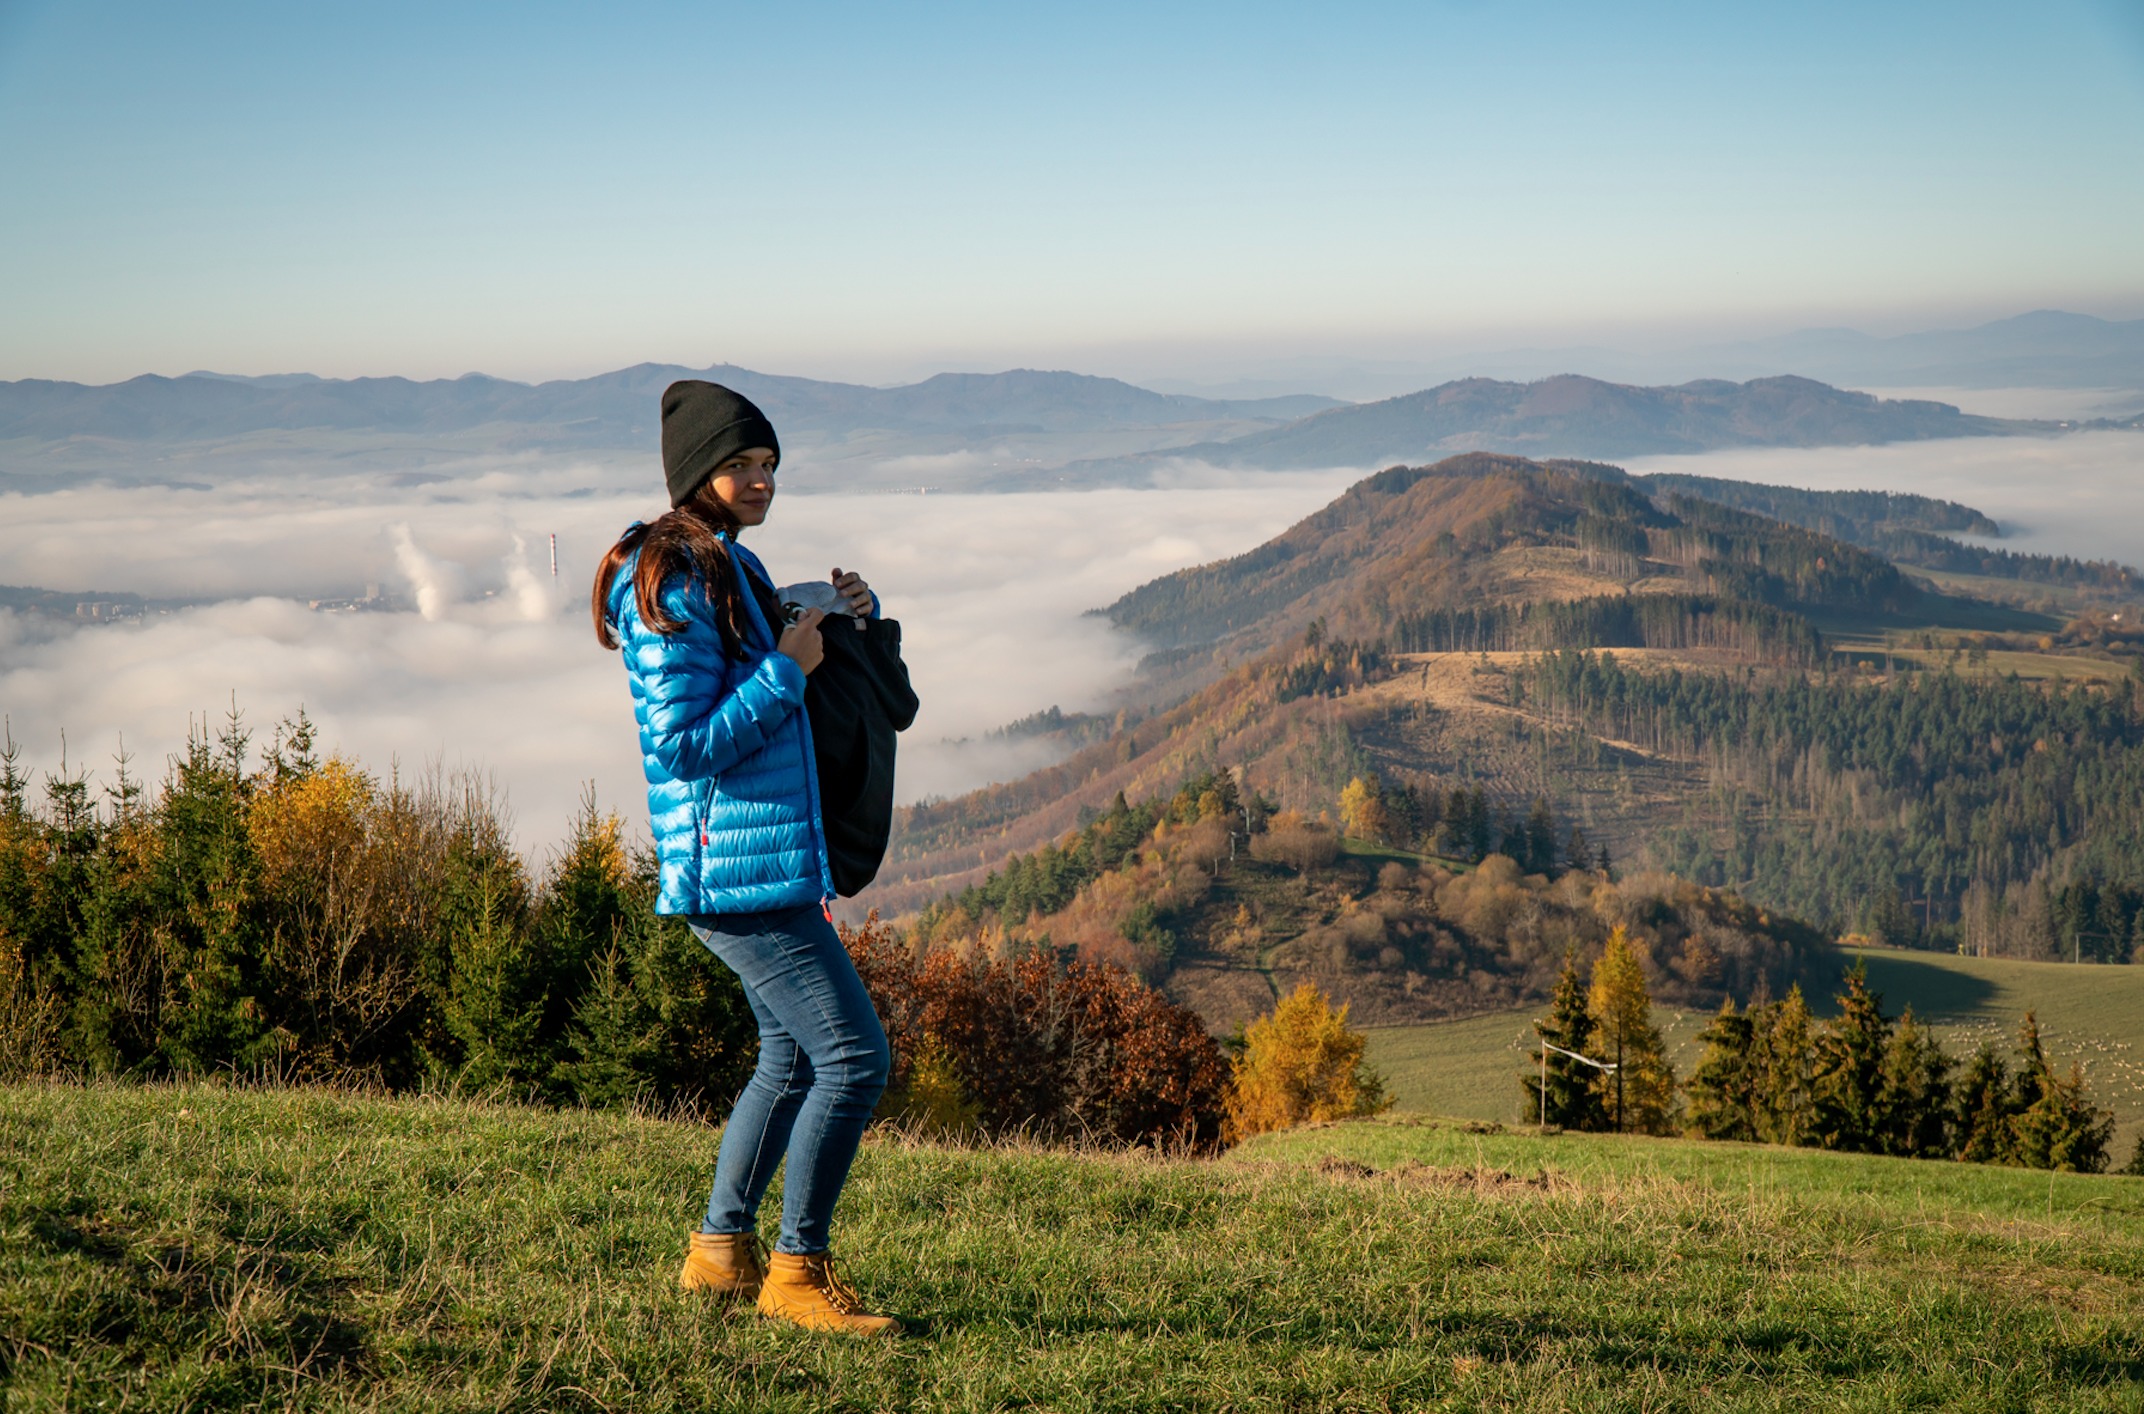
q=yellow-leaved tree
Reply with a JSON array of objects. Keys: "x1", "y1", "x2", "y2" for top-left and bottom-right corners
[
  {"x1": 1586, "y1": 925, "x2": 1677, "y2": 1135},
  {"x1": 1224, "y1": 981, "x2": 1391, "y2": 1141},
  {"x1": 1337, "y1": 777, "x2": 1392, "y2": 844}
]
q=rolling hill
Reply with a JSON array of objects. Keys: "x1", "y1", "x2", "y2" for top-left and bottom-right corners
[
  {"x1": 871, "y1": 452, "x2": 2144, "y2": 1027},
  {"x1": 876, "y1": 453, "x2": 1974, "y2": 912}
]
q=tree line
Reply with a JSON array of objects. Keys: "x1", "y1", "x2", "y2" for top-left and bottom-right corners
[
  {"x1": 1526, "y1": 939, "x2": 2122, "y2": 1174},
  {"x1": 0, "y1": 711, "x2": 1231, "y2": 1146}
]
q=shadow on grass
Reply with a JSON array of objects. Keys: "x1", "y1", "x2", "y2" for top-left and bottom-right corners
[
  {"x1": 1823, "y1": 950, "x2": 2003, "y2": 1021},
  {"x1": 17, "y1": 1205, "x2": 371, "y2": 1383}
]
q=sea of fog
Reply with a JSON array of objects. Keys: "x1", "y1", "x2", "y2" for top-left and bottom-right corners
[
  {"x1": 0, "y1": 464, "x2": 1367, "y2": 854},
  {"x1": 1621, "y1": 429, "x2": 2144, "y2": 568},
  {"x1": 2, "y1": 413, "x2": 2138, "y2": 858}
]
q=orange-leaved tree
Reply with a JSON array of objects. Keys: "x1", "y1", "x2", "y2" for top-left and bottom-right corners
[
  {"x1": 842, "y1": 911, "x2": 1230, "y2": 1150},
  {"x1": 1586, "y1": 925, "x2": 1676, "y2": 1135},
  {"x1": 1224, "y1": 981, "x2": 1391, "y2": 1141}
]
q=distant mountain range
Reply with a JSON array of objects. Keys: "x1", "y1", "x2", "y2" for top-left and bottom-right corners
[
  {"x1": 0, "y1": 365, "x2": 2061, "y2": 479},
  {"x1": 0, "y1": 364, "x2": 1338, "y2": 446},
  {"x1": 1081, "y1": 374, "x2": 2034, "y2": 474},
  {"x1": 1692, "y1": 309, "x2": 2144, "y2": 391},
  {"x1": 1160, "y1": 310, "x2": 2144, "y2": 401}
]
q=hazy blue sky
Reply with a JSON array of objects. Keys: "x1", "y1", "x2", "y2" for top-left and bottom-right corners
[{"x1": 2, "y1": 0, "x2": 2140, "y2": 384}]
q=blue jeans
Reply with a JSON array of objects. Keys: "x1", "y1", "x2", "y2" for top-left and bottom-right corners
[{"x1": 686, "y1": 904, "x2": 891, "y2": 1254}]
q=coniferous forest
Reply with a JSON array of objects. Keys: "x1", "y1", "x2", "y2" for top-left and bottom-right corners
[{"x1": 1516, "y1": 649, "x2": 2144, "y2": 956}]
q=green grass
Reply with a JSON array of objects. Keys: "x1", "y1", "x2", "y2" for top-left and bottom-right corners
[
  {"x1": 5, "y1": 1081, "x2": 2144, "y2": 1412},
  {"x1": 1364, "y1": 1005, "x2": 1723, "y2": 1128},
  {"x1": 1365, "y1": 948, "x2": 2144, "y2": 1159}
]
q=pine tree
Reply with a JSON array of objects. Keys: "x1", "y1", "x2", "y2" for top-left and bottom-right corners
[
  {"x1": 2121, "y1": 1133, "x2": 2144, "y2": 1178},
  {"x1": 611, "y1": 860, "x2": 757, "y2": 1112},
  {"x1": 1586, "y1": 926, "x2": 1675, "y2": 1135},
  {"x1": 154, "y1": 719, "x2": 275, "y2": 1074},
  {"x1": 1812, "y1": 962, "x2": 1892, "y2": 1151},
  {"x1": 530, "y1": 789, "x2": 636, "y2": 1064},
  {"x1": 1877, "y1": 1007, "x2": 1953, "y2": 1158},
  {"x1": 1954, "y1": 1042, "x2": 2017, "y2": 1164},
  {"x1": 2008, "y1": 1011, "x2": 2114, "y2": 1173},
  {"x1": 1443, "y1": 787, "x2": 1492, "y2": 863},
  {"x1": 1521, "y1": 949, "x2": 1607, "y2": 1130},
  {"x1": 1683, "y1": 999, "x2": 1758, "y2": 1141},
  {"x1": 555, "y1": 945, "x2": 660, "y2": 1109},
  {"x1": 1524, "y1": 797, "x2": 1559, "y2": 875},
  {"x1": 1752, "y1": 986, "x2": 1815, "y2": 1146},
  {"x1": 441, "y1": 880, "x2": 551, "y2": 1095}
]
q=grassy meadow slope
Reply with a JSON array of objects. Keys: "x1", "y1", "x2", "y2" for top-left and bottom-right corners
[
  {"x1": 1366, "y1": 946, "x2": 2144, "y2": 1158},
  {"x1": 6, "y1": 1081, "x2": 2143, "y2": 1412}
]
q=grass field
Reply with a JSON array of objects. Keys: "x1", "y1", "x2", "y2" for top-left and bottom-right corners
[
  {"x1": 1365, "y1": 947, "x2": 2144, "y2": 1160},
  {"x1": 4, "y1": 1081, "x2": 2142, "y2": 1411}
]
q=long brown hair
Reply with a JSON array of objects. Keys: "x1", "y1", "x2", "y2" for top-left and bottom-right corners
[{"x1": 591, "y1": 486, "x2": 752, "y2": 657}]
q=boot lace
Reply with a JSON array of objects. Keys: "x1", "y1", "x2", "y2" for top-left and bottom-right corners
[{"x1": 809, "y1": 1256, "x2": 866, "y2": 1314}]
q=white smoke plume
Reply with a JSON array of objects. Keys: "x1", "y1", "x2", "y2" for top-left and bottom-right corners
[{"x1": 391, "y1": 524, "x2": 459, "y2": 622}]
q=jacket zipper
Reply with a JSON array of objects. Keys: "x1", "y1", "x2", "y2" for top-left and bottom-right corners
[{"x1": 734, "y1": 541, "x2": 833, "y2": 900}]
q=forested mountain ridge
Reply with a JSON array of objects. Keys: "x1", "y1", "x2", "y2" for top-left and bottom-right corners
[
  {"x1": 882, "y1": 454, "x2": 1944, "y2": 912},
  {"x1": 1637, "y1": 472, "x2": 2141, "y2": 601},
  {"x1": 877, "y1": 453, "x2": 2144, "y2": 986},
  {"x1": 1102, "y1": 453, "x2": 1929, "y2": 657}
]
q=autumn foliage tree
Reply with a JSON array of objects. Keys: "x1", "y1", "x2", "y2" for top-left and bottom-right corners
[
  {"x1": 841, "y1": 912, "x2": 1230, "y2": 1149},
  {"x1": 1223, "y1": 981, "x2": 1391, "y2": 1141},
  {"x1": 1586, "y1": 925, "x2": 1676, "y2": 1134},
  {"x1": 1337, "y1": 777, "x2": 1393, "y2": 845},
  {"x1": 0, "y1": 710, "x2": 759, "y2": 1112}
]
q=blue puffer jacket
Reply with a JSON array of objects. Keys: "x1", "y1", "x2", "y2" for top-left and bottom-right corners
[{"x1": 608, "y1": 535, "x2": 833, "y2": 915}]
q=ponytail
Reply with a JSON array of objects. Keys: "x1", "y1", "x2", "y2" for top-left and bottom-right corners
[{"x1": 591, "y1": 487, "x2": 750, "y2": 656}]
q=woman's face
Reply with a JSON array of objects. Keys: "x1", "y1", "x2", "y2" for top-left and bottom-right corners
[{"x1": 705, "y1": 447, "x2": 779, "y2": 526}]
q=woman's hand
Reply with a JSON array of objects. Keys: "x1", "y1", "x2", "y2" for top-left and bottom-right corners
[
  {"x1": 777, "y1": 607, "x2": 826, "y2": 675},
  {"x1": 831, "y1": 567, "x2": 872, "y2": 626}
]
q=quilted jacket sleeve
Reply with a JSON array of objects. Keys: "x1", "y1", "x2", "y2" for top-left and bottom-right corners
[{"x1": 630, "y1": 580, "x2": 807, "y2": 783}]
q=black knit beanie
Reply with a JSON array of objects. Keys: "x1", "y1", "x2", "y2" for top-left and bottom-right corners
[{"x1": 661, "y1": 380, "x2": 780, "y2": 508}]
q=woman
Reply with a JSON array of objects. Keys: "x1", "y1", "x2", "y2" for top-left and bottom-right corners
[{"x1": 591, "y1": 379, "x2": 898, "y2": 1336}]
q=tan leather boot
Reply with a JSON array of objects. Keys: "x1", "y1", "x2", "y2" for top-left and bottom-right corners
[
  {"x1": 679, "y1": 1230, "x2": 766, "y2": 1300},
  {"x1": 755, "y1": 1251, "x2": 901, "y2": 1335}
]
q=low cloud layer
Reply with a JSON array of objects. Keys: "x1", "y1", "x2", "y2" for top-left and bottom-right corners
[
  {"x1": 7, "y1": 424, "x2": 2137, "y2": 861},
  {"x1": 0, "y1": 464, "x2": 1361, "y2": 853},
  {"x1": 1623, "y1": 430, "x2": 2144, "y2": 568}
]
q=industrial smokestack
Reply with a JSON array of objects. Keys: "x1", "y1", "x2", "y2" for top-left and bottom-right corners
[{"x1": 549, "y1": 533, "x2": 558, "y2": 578}]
